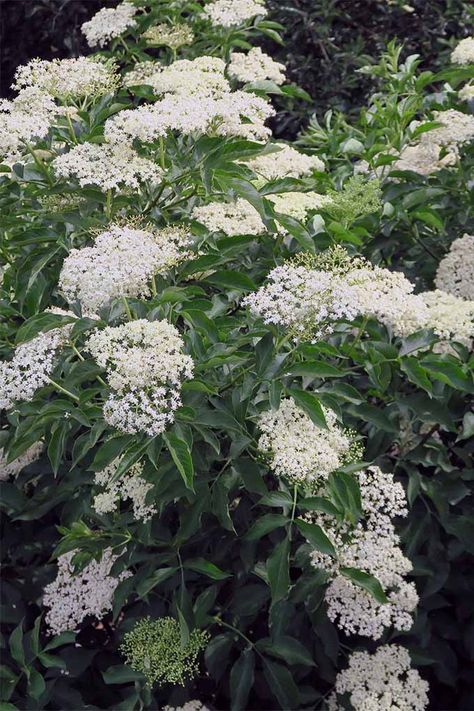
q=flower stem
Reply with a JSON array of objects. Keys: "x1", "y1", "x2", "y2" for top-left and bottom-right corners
[
  {"x1": 159, "y1": 137, "x2": 166, "y2": 170},
  {"x1": 48, "y1": 378, "x2": 80, "y2": 402},
  {"x1": 122, "y1": 296, "x2": 133, "y2": 321}
]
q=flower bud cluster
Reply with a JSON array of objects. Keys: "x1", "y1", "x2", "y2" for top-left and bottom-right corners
[{"x1": 120, "y1": 617, "x2": 209, "y2": 687}]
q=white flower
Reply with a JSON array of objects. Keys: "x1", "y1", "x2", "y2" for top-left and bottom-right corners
[
  {"x1": 43, "y1": 549, "x2": 131, "y2": 634},
  {"x1": 142, "y1": 23, "x2": 194, "y2": 49},
  {"x1": 308, "y1": 465, "x2": 417, "y2": 639},
  {"x1": 394, "y1": 110, "x2": 474, "y2": 175},
  {"x1": 326, "y1": 572, "x2": 418, "y2": 639},
  {"x1": 86, "y1": 319, "x2": 194, "y2": 436},
  {"x1": 451, "y1": 36, "x2": 474, "y2": 65},
  {"x1": 0, "y1": 442, "x2": 43, "y2": 481},
  {"x1": 329, "y1": 645, "x2": 429, "y2": 711},
  {"x1": 123, "y1": 61, "x2": 162, "y2": 88},
  {"x1": 192, "y1": 198, "x2": 265, "y2": 236},
  {"x1": 459, "y1": 83, "x2": 474, "y2": 102},
  {"x1": 204, "y1": 0, "x2": 268, "y2": 27},
  {"x1": 0, "y1": 311, "x2": 75, "y2": 410},
  {"x1": 258, "y1": 397, "x2": 352, "y2": 484},
  {"x1": 163, "y1": 703, "x2": 210, "y2": 711},
  {"x1": 228, "y1": 47, "x2": 286, "y2": 85},
  {"x1": 94, "y1": 459, "x2": 156, "y2": 522},
  {"x1": 105, "y1": 90, "x2": 274, "y2": 142},
  {"x1": 13, "y1": 57, "x2": 118, "y2": 100},
  {"x1": 421, "y1": 289, "x2": 474, "y2": 348},
  {"x1": 243, "y1": 255, "x2": 429, "y2": 340},
  {"x1": 81, "y1": 2, "x2": 138, "y2": 48},
  {"x1": 268, "y1": 191, "x2": 333, "y2": 228},
  {"x1": 348, "y1": 266, "x2": 429, "y2": 337},
  {"x1": 0, "y1": 88, "x2": 57, "y2": 163},
  {"x1": 59, "y1": 225, "x2": 193, "y2": 314},
  {"x1": 141, "y1": 57, "x2": 229, "y2": 98},
  {"x1": 52, "y1": 142, "x2": 163, "y2": 192},
  {"x1": 435, "y1": 234, "x2": 474, "y2": 301},
  {"x1": 243, "y1": 143, "x2": 324, "y2": 181}
]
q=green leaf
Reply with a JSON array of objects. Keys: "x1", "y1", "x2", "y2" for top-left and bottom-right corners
[
  {"x1": 244, "y1": 513, "x2": 288, "y2": 540},
  {"x1": 295, "y1": 520, "x2": 336, "y2": 556},
  {"x1": 136, "y1": 568, "x2": 177, "y2": 597},
  {"x1": 327, "y1": 471, "x2": 362, "y2": 522},
  {"x1": 262, "y1": 658, "x2": 299, "y2": 709},
  {"x1": 27, "y1": 668, "x2": 46, "y2": 701},
  {"x1": 163, "y1": 432, "x2": 194, "y2": 491},
  {"x1": 204, "y1": 270, "x2": 256, "y2": 291},
  {"x1": 257, "y1": 636, "x2": 316, "y2": 667},
  {"x1": 351, "y1": 403, "x2": 398, "y2": 432},
  {"x1": 230, "y1": 648, "x2": 255, "y2": 711},
  {"x1": 287, "y1": 389, "x2": 328, "y2": 429},
  {"x1": 259, "y1": 491, "x2": 293, "y2": 508},
  {"x1": 184, "y1": 558, "x2": 231, "y2": 580},
  {"x1": 400, "y1": 357, "x2": 433, "y2": 394},
  {"x1": 287, "y1": 361, "x2": 346, "y2": 378},
  {"x1": 102, "y1": 665, "x2": 145, "y2": 684},
  {"x1": 267, "y1": 536, "x2": 290, "y2": 605},
  {"x1": 9, "y1": 621, "x2": 25, "y2": 667},
  {"x1": 340, "y1": 567, "x2": 388, "y2": 604},
  {"x1": 298, "y1": 496, "x2": 339, "y2": 517},
  {"x1": 15, "y1": 312, "x2": 77, "y2": 345}
]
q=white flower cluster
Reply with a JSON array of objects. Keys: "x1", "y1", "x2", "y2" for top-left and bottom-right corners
[
  {"x1": 228, "y1": 47, "x2": 286, "y2": 85},
  {"x1": 395, "y1": 110, "x2": 474, "y2": 175},
  {"x1": 422, "y1": 289, "x2": 474, "y2": 349},
  {"x1": 141, "y1": 57, "x2": 229, "y2": 98},
  {"x1": 59, "y1": 224, "x2": 192, "y2": 314},
  {"x1": 459, "y1": 84, "x2": 474, "y2": 102},
  {"x1": 123, "y1": 61, "x2": 161, "y2": 87},
  {"x1": 0, "y1": 313, "x2": 74, "y2": 410},
  {"x1": 163, "y1": 703, "x2": 210, "y2": 711},
  {"x1": 0, "y1": 442, "x2": 43, "y2": 481},
  {"x1": 244, "y1": 143, "x2": 325, "y2": 181},
  {"x1": 43, "y1": 549, "x2": 131, "y2": 635},
  {"x1": 451, "y1": 36, "x2": 474, "y2": 65},
  {"x1": 324, "y1": 531, "x2": 418, "y2": 638},
  {"x1": 0, "y1": 88, "x2": 57, "y2": 163},
  {"x1": 268, "y1": 191, "x2": 333, "y2": 226},
  {"x1": 105, "y1": 90, "x2": 274, "y2": 142},
  {"x1": 308, "y1": 466, "x2": 418, "y2": 639},
  {"x1": 13, "y1": 57, "x2": 118, "y2": 100},
  {"x1": 52, "y1": 142, "x2": 162, "y2": 192},
  {"x1": 81, "y1": 2, "x2": 138, "y2": 48},
  {"x1": 243, "y1": 256, "x2": 429, "y2": 340},
  {"x1": 327, "y1": 644, "x2": 429, "y2": 711},
  {"x1": 435, "y1": 234, "x2": 474, "y2": 301},
  {"x1": 142, "y1": 23, "x2": 195, "y2": 49},
  {"x1": 192, "y1": 198, "x2": 265, "y2": 236},
  {"x1": 204, "y1": 0, "x2": 268, "y2": 27},
  {"x1": 86, "y1": 319, "x2": 194, "y2": 436},
  {"x1": 258, "y1": 397, "x2": 353, "y2": 485},
  {"x1": 94, "y1": 459, "x2": 156, "y2": 522}
]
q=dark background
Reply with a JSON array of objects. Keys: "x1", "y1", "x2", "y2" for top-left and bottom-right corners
[{"x1": 1, "y1": 0, "x2": 472, "y2": 136}]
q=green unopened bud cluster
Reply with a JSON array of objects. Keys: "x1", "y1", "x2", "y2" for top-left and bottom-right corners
[{"x1": 120, "y1": 617, "x2": 210, "y2": 687}]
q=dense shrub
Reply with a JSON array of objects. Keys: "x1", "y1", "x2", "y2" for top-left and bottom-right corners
[{"x1": 1, "y1": 2, "x2": 473, "y2": 711}]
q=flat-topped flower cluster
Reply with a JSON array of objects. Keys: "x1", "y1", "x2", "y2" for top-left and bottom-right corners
[{"x1": 307, "y1": 466, "x2": 418, "y2": 639}]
